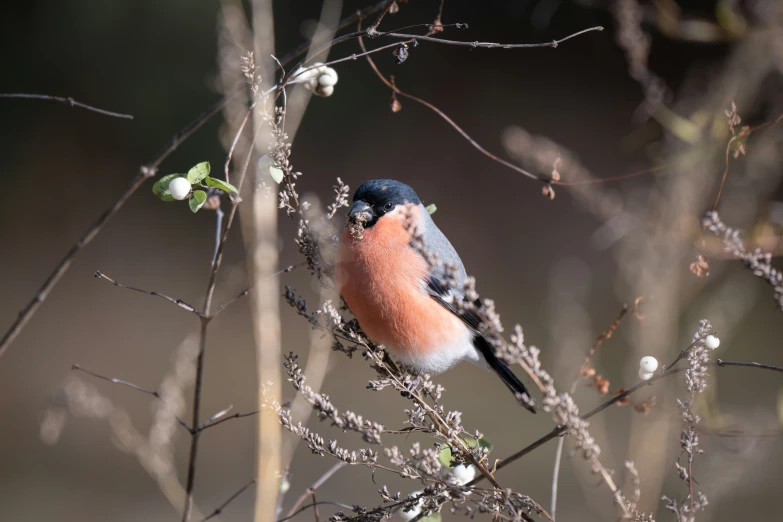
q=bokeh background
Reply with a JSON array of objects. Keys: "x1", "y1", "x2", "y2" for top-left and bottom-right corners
[{"x1": 2, "y1": 1, "x2": 783, "y2": 521}]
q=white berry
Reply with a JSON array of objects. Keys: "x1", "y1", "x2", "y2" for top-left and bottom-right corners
[
  {"x1": 318, "y1": 84, "x2": 335, "y2": 97},
  {"x1": 705, "y1": 335, "x2": 720, "y2": 350},
  {"x1": 450, "y1": 464, "x2": 476, "y2": 485},
  {"x1": 639, "y1": 368, "x2": 654, "y2": 381},
  {"x1": 318, "y1": 71, "x2": 338, "y2": 86},
  {"x1": 169, "y1": 177, "x2": 191, "y2": 200},
  {"x1": 639, "y1": 356, "x2": 658, "y2": 373}
]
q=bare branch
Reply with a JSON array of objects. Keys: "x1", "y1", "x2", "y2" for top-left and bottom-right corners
[
  {"x1": 94, "y1": 271, "x2": 201, "y2": 315},
  {"x1": 0, "y1": 92, "x2": 134, "y2": 119},
  {"x1": 369, "y1": 25, "x2": 604, "y2": 49},
  {"x1": 199, "y1": 410, "x2": 258, "y2": 432},
  {"x1": 71, "y1": 364, "x2": 192, "y2": 433},
  {"x1": 357, "y1": 30, "x2": 540, "y2": 181},
  {"x1": 0, "y1": 90, "x2": 232, "y2": 360},
  {"x1": 211, "y1": 263, "x2": 304, "y2": 318}
]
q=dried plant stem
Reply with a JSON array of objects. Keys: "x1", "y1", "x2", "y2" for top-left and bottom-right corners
[
  {"x1": 550, "y1": 438, "x2": 564, "y2": 520},
  {"x1": 0, "y1": 92, "x2": 134, "y2": 119},
  {"x1": 551, "y1": 303, "x2": 634, "y2": 517}
]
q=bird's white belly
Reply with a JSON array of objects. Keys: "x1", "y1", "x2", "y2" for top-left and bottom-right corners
[{"x1": 391, "y1": 326, "x2": 481, "y2": 374}]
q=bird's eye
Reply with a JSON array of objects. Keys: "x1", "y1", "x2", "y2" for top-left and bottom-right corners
[{"x1": 383, "y1": 201, "x2": 394, "y2": 212}]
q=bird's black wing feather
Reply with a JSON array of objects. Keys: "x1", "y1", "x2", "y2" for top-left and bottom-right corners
[{"x1": 426, "y1": 277, "x2": 537, "y2": 414}]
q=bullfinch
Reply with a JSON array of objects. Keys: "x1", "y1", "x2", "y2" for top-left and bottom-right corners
[{"x1": 336, "y1": 179, "x2": 536, "y2": 413}]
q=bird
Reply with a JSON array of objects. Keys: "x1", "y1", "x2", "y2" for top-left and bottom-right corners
[{"x1": 335, "y1": 179, "x2": 536, "y2": 413}]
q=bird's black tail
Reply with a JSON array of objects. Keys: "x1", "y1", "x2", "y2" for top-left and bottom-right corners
[{"x1": 473, "y1": 335, "x2": 537, "y2": 414}]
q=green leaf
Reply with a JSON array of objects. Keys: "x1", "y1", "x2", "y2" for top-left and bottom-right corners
[
  {"x1": 421, "y1": 514, "x2": 441, "y2": 522},
  {"x1": 189, "y1": 190, "x2": 207, "y2": 213},
  {"x1": 425, "y1": 203, "x2": 437, "y2": 215},
  {"x1": 152, "y1": 173, "x2": 181, "y2": 202},
  {"x1": 438, "y1": 445, "x2": 455, "y2": 468},
  {"x1": 204, "y1": 176, "x2": 238, "y2": 194},
  {"x1": 187, "y1": 162, "x2": 211, "y2": 184},
  {"x1": 259, "y1": 155, "x2": 284, "y2": 184},
  {"x1": 477, "y1": 437, "x2": 493, "y2": 451},
  {"x1": 270, "y1": 165, "x2": 284, "y2": 184},
  {"x1": 437, "y1": 436, "x2": 492, "y2": 469}
]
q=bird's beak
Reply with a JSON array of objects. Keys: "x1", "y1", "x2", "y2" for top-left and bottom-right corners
[{"x1": 348, "y1": 200, "x2": 374, "y2": 224}]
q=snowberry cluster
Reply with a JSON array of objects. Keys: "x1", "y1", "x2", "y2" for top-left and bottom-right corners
[{"x1": 290, "y1": 62, "x2": 339, "y2": 97}]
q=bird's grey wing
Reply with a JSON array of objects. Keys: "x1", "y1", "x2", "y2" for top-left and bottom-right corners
[
  {"x1": 417, "y1": 204, "x2": 468, "y2": 292},
  {"x1": 418, "y1": 206, "x2": 536, "y2": 413},
  {"x1": 416, "y1": 205, "x2": 480, "y2": 328}
]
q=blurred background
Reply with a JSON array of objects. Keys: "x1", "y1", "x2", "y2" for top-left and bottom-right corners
[{"x1": 2, "y1": 1, "x2": 783, "y2": 521}]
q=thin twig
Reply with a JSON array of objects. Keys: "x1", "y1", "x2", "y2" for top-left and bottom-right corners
[
  {"x1": 550, "y1": 438, "x2": 564, "y2": 520},
  {"x1": 367, "y1": 0, "x2": 397, "y2": 33},
  {"x1": 0, "y1": 92, "x2": 134, "y2": 119},
  {"x1": 202, "y1": 404, "x2": 234, "y2": 427},
  {"x1": 212, "y1": 206, "x2": 225, "y2": 268},
  {"x1": 311, "y1": 492, "x2": 319, "y2": 522},
  {"x1": 211, "y1": 263, "x2": 305, "y2": 318},
  {"x1": 276, "y1": 0, "x2": 391, "y2": 68},
  {"x1": 285, "y1": 462, "x2": 347, "y2": 518},
  {"x1": 224, "y1": 106, "x2": 254, "y2": 186},
  {"x1": 368, "y1": 26, "x2": 604, "y2": 48},
  {"x1": 469, "y1": 357, "x2": 783, "y2": 486},
  {"x1": 357, "y1": 30, "x2": 539, "y2": 181},
  {"x1": 278, "y1": 502, "x2": 354, "y2": 522},
  {"x1": 71, "y1": 363, "x2": 192, "y2": 433},
  {"x1": 200, "y1": 479, "x2": 257, "y2": 522},
  {"x1": 199, "y1": 410, "x2": 259, "y2": 432},
  {"x1": 94, "y1": 271, "x2": 201, "y2": 316},
  {"x1": 0, "y1": 90, "x2": 232, "y2": 360}
]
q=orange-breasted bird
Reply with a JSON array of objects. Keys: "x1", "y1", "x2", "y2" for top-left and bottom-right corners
[{"x1": 336, "y1": 179, "x2": 536, "y2": 413}]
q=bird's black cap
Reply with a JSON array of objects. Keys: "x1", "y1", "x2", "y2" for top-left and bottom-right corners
[{"x1": 348, "y1": 179, "x2": 422, "y2": 227}]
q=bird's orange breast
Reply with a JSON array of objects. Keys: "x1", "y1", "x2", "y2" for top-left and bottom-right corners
[{"x1": 336, "y1": 208, "x2": 466, "y2": 361}]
